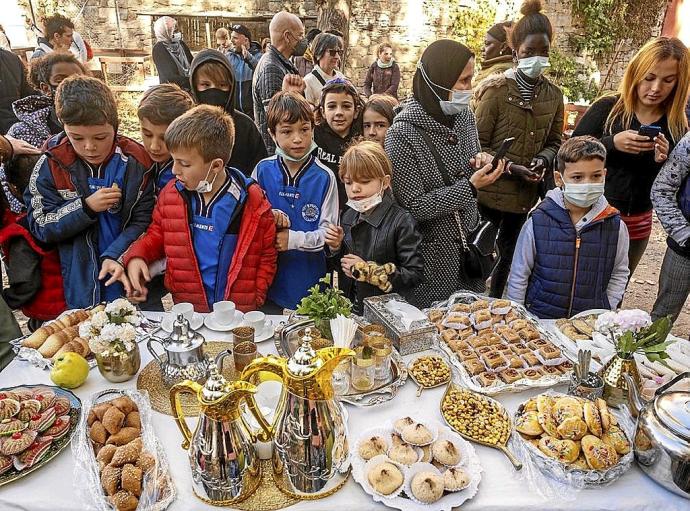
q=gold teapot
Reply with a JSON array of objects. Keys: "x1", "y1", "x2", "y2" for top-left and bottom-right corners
[
  {"x1": 240, "y1": 327, "x2": 355, "y2": 499},
  {"x1": 170, "y1": 352, "x2": 272, "y2": 505}
]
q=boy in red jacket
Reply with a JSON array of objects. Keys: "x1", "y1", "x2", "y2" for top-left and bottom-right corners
[{"x1": 122, "y1": 105, "x2": 277, "y2": 312}]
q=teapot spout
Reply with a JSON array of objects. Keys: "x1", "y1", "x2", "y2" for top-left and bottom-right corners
[{"x1": 624, "y1": 373, "x2": 643, "y2": 418}]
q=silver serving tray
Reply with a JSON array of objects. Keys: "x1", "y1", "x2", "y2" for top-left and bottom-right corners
[
  {"x1": 275, "y1": 318, "x2": 408, "y2": 407},
  {"x1": 429, "y1": 292, "x2": 573, "y2": 395}
]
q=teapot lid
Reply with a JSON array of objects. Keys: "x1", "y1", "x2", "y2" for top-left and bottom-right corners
[
  {"x1": 287, "y1": 327, "x2": 321, "y2": 376},
  {"x1": 201, "y1": 361, "x2": 227, "y2": 401},
  {"x1": 655, "y1": 392, "x2": 690, "y2": 440},
  {"x1": 166, "y1": 314, "x2": 205, "y2": 352}
]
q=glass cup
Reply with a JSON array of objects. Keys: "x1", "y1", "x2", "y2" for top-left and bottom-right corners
[
  {"x1": 232, "y1": 326, "x2": 255, "y2": 347},
  {"x1": 332, "y1": 359, "x2": 352, "y2": 396},
  {"x1": 368, "y1": 337, "x2": 393, "y2": 382},
  {"x1": 233, "y1": 341, "x2": 258, "y2": 373},
  {"x1": 351, "y1": 346, "x2": 375, "y2": 392}
]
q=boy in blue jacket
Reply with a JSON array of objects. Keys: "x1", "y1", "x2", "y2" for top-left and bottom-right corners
[
  {"x1": 252, "y1": 91, "x2": 338, "y2": 310},
  {"x1": 25, "y1": 75, "x2": 154, "y2": 308},
  {"x1": 507, "y1": 136, "x2": 629, "y2": 319}
]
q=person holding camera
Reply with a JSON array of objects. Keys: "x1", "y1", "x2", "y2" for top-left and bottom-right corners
[{"x1": 573, "y1": 36, "x2": 690, "y2": 276}]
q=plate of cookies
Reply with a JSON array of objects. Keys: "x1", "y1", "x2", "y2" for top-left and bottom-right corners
[
  {"x1": 351, "y1": 415, "x2": 482, "y2": 510},
  {"x1": 0, "y1": 385, "x2": 81, "y2": 487},
  {"x1": 427, "y1": 292, "x2": 573, "y2": 395},
  {"x1": 72, "y1": 389, "x2": 175, "y2": 511},
  {"x1": 513, "y1": 392, "x2": 633, "y2": 487}
]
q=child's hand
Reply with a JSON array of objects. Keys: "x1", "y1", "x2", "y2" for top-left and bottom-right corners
[
  {"x1": 341, "y1": 254, "x2": 365, "y2": 278},
  {"x1": 275, "y1": 229, "x2": 289, "y2": 251},
  {"x1": 86, "y1": 186, "x2": 122, "y2": 213},
  {"x1": 272, "y1": 209, "x2": 291, "y2": 229},
  {"x1": 325, "y1": 224, "x2": 344, "y2": 251},
  {"x1": 126, "y1": 257, "x2": 151, "y2": 301},
  {"x1": 99, "y1": 258, "x2": 131, "y2": 295},
  {"x1": 654, "y1": 133, "x2": 669, "y2": 163}
]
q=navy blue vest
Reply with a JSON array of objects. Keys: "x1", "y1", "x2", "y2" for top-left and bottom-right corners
[{"x1": 525, "y1": 197, "x2": 620, "y2": 319}]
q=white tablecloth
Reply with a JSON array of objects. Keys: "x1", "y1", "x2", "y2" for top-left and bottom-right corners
[{"x1": 0, "y1": 313, "x2": 687, "y2": 511}]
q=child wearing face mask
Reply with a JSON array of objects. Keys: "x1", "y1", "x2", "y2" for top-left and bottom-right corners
[
  {"x1": 506, "y1": 136, "x2": 630, "y2": 319},
  {"x1": 324, "y1": 140, "x2": 423, "y2": 314},
  {"x1": 252, "y1": 92, "x2": 338, "y2": 310},
  {"x1": 314, "y1": 78, "x2": 363, "y2": 207}
]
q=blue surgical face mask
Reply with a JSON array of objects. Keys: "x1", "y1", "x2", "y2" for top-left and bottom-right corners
[
  {"x1": 517, "y1": 56, "x2": 550, "y2": 79},
  {"x1": 275, "y1": 139, "x2": 318, "y2": 163},
  {"x1": 417, "y1": 62, "x2": 472, "y2": 115}
]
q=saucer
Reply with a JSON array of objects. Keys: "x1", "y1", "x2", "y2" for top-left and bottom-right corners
[
  {"x1": 161, "y1": 312, "x2": 204, "y2": 332},
  {"x1": 245, "y1": 320, "x2": 275, "y2": 343},
  {"x1": 204, "y1": 310, "x2": 244, "y2": 332}
]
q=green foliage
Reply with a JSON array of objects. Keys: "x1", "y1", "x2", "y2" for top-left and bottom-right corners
[
  {"x1": 615, "y1": 316, "x2": 673, "y2": 365},
  {"x1": 450, "y1": 0, "x2": 504, "y2": 62},
  {"x1": 296, "y1": 275, "x2": 352, "y2": 322},
  {"x1": 546, "y1": 48, "x2": 599, "y2": 103}
]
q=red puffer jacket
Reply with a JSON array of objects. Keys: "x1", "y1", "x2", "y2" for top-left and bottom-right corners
[
  {"x1": 0, "y1": 210, "x2": 66, "y2": 320},
  {"x1": 123, "y1": 174, "x2": 277, "y2": 312}
]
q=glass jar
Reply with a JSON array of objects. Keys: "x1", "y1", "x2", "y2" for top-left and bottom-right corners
[
  {"x1": 368, "y1": 337, "x2": 393, "y2": 382},
  {"x1": 351, "y1": 347, "x2": 375, "y2": 392},
  {"x1": 331, "y1": 359, "x2": 351, "y2": 396}
]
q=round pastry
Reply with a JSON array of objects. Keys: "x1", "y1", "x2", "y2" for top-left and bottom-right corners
[
  {"x1": 0, "y1": 454, "x2": 12, "y2": 475},
  {"x1": 443, "y1": 466, "x2": 471, "y2": 491},
  {"x1": 581, "y1": 434, "x2": 619, "y2": 470},
  {"x1": 553, "y1": 397, "x2": 583, "y2": 423},
  {"x1": 0, "y1": 418, "x2": 25, "y2": 436},
  {"x1": 394, "y1": 416, "x2": 415, "y2": 433},
  {"x1": 420, "y1": 445, "x2": 433, "y2": 463},
  {"x1": 601, "y1": 425, "x2": 631, "y2": 455},
  {"x1": 537, "y1": 436, "x2": 580, "y2": 464},
  {"x1": 367, "y1": 461, "x2": 404, "y2": 496},
  {"x1": 0, "y1": 397, "x2": 20, "y2": 420},
  {"x1": 569, "y1": 454, "x2": 589, "y2": 470},
  {"x1": 556, "y1": 417, "x2": 588, "y2": 441},
  {"x1": 0, "y1": 429, "x2": 37, "y2": 455},
  {"x1": 52, "y1": 397, "x2": 72, "y2": 417},
  {"x1": 523, "y1": 398, "x2": 538, "y2": 412},
  {"x1": 536, "y1": 394, "x2": 555, "y2": 415},
  {"x1": 32, "y1": 389, "x2": 56, "y2": 411},
  {"x1": 537, "y1": 411, "x2": 559, "y2": 437},
  {"x1": 389, "y1": 443, "x2": 419, "y2": 465},
  {"x1": 410, "y1": 471, "x2": 444, "y2": 504},
  {"x1": 44, "y1": 415, "x2": 71, "y2": 439},
  {"x1": 432, "y1": 439, "x2": 461, "y2": 466},
  {"x1": 13, "y1": 389, "x2": 35, "y2": 402},
  {"x1": 28, "y1": 407, "x2": 57, "y2": 433},
  {"x1": 596, "y1": 398, "x2": 616, "y2": 431},
  {"x1": 515, "y1": 411, "x2": 544, "y2": 437},
  {"x1": 358, "y1": 436, "x2": 388, "y2": 461},
  {"x1": 583, "y1": 401, "x2": 603, "y2": 437},
  {"x1": 17, "y1": 400, "x2": 41, "y2": 422},
  {"x1": 402, "y1": 423, "x2": 434, "y2": 445}
]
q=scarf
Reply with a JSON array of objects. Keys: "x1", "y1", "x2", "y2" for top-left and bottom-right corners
[
  {"x1": 412, "y1": 39, "x2": 474, "y2": 127},
  {"x1": 154, "y1": 16, "x2": 190, "y2": 77},
  {"x1": 377, "y1": 59, "x2": 394, "y2": 69}
]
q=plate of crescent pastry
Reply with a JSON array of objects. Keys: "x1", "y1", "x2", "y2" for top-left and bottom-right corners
[
  {"x1": 514, "y1": 392, "x2": 633, "y2": 487},
  {"x1": 351, "y1": 415, "x2": 482, "y2": 510}
]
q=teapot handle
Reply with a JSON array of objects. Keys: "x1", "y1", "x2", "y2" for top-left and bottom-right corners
[
  {"x1": 655, "y1": 371, "x2": 690, "y2": 396},
  {"x1": 239, "y1": 356, "x2": 285, "y2": 442},
  {"x1": 146, "y1": 337, "x2": 165, "y2": 366},
  {"x1": 240, "y1": 391, "x2": 274, "y2": 443},
  {"x1": 169, "y1": 380, "x2": 203, "y2": 450}
]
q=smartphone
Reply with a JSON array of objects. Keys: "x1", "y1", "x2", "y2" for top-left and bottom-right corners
[
  {"x1": 638, "y1": 124, "x2": 662, "y2": 139},
  {"x1": 490, "y1": 137, "x2": 516, "y2": 171}
]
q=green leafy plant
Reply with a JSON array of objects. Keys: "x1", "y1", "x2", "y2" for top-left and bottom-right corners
[
  {"x1": 546, "y1": 48, "x2": 599, "y2": 103},
  {"x1": 614, "y1": 317, "x2": 673, "y2": 365},
  {"x1": 449, "y1": 0, "x2": 510, "y2": 63},
  {"x1": 296, "y1": 275, "x2": 352, "y2": 338}
]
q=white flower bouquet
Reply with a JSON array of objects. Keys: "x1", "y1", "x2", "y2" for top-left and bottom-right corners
[{"x1": 79, "y1": 299, "x2": 143, "y2": 356}]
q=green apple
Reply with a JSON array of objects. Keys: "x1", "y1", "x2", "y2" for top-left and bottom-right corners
[{"x1": 50, "y1": 352, "x2": 89, "y2": 389}]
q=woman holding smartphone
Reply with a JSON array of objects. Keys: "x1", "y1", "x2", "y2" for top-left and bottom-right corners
[
  {"x1": 573, "y1": 36, "x2": 690, "y2": 276},
  {"x1": 473, "y1": 0, "x2": 564, "y2": 298}
]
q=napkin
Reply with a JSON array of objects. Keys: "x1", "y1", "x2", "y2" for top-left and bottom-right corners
[{"x1": 385, "y1": 299, "x2": 426, "y2": 330}]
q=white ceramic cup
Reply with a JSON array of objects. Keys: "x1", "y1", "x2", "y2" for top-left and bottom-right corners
[
  {"x1": 213, "y1": 301, "x2": 236, "y2": 326},
  {"x1": 171, "y1": 302, "x2": 194, "y2": 321},
  {"x1": 244, "y1": 311, "x2": 266, "y2": 332}
]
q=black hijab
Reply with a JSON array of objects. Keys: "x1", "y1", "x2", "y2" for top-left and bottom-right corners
[{"x1": 413, "y1": 40, "x2": 474, "y2": 126}]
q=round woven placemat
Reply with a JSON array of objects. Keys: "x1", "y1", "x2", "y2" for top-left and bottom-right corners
[
  {"x1": 228, "y1": 460, "x2": 300, "y2": 511},
  {"x1": 136, "y1": 341, "x2": 238, "y2": 416}
]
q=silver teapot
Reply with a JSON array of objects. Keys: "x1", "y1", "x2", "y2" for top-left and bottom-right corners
[
  {"x1": 626, "y1": 372, "x2": 690, "y2": 498},
  {"x1": 147, "y1": 314, "x2": 210, "y2": 386}
]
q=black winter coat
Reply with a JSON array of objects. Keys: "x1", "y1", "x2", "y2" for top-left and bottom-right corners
[
  {"x1": 0, "y1": 49, "x2": 35, "y2": 135},
  {"x1": 152, "y1": 41, "x2": 194, "y2": 91},
  {"x1": 329, "y1": 193, "x2": 424, "y2": 313}
]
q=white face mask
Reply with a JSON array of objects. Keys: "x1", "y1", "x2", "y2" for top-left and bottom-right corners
[
  {"x1": 347, "y1": 185, "x2": 385, "y2": 213},
  {"x1": 562, "y1": 181, "x2": 605, "y2": 208},
  {"x1": 171, "y1": 31, "x2": 182, "y2": 43},
  {"x1": 517, "y1": 56, "x2": 550, "y2": 79},
  {"x1": 417, "y1": 62, "x2": 472, "y2": 116},
  {"x1": 194, "y1": 163, "x2": 220, "y2": 194},
  {"x1": 275, "y1": 140, "x2": 318, "y2": 164}
]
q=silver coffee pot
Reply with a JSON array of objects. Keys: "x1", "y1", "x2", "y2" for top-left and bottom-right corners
[
  {"x1": 147, "y1": 314, "x2": 210, "y2": 386},
  {"x1": 626, "y1": 372, "x2": 690, "y2": 498}
]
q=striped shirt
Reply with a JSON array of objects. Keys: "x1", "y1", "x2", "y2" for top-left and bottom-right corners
[{"x1": 515, "y1": 69, "x2": 538, "y2": 102}]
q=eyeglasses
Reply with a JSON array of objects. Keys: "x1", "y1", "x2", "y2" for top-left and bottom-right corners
[{"x1": 327, "y1": 49, "x2": 343, "y2": 57}]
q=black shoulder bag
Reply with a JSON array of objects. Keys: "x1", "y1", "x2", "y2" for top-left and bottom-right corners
[{"x1": 414, "y1": 127, "x2": 498, "y2": 281}]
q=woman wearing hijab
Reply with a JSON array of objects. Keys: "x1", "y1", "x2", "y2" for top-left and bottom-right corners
[
  {"x1": 152, "y1": 16, "x2": 193, "y2": 91},
  {"x1": 385, "y1": 39, "x2": 505, "y2": 308}
]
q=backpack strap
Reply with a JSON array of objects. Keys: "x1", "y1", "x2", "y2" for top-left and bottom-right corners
[{"x1": 311, "y1": 68, "x2": 327, "y2": 86}]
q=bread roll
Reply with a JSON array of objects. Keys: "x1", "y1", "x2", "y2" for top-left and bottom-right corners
[
  {"x1": 52, "y1": 340, "x2": 87, "y2": 360},
  {"x1": 22, "y1": 323, "x2": 61, "y2": 349},
  {"x1": 39, "y1": 326, "x2": 79, "y2": 357}
]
